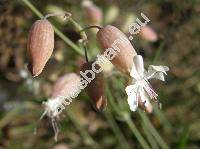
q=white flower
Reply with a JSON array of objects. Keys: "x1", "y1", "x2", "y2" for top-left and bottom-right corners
[
  {"x1": 41, "y1": 95, "x2": 66, "y2": 141},
  {"x1": 125, "y1": 55, "x2": 169, "y2": 111}
]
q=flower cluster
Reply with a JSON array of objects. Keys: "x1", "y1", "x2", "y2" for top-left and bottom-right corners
[{"x1": 26, "y1": 7, "x2": 169, "y2": 141}]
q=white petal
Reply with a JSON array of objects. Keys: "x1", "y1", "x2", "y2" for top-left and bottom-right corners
[
  {"x1": 146, "y1": 65, "x2": 169, "y2": 81},
  {"x1": 127, "y1": 92, "x2": 138, "y2": 111},
  {"x1": 139, "y1": 88, "x2": 150, "y2": 107},
  {"x1": 151, "y1": 72, "x2": 165, "y2": 81},
  {"x1": 133, "y1": 55, "x2": 144, "y2": 76},
  {"x1": 43, "y1": 97, "x2": 64, "y2": 117},
  {"x1": 130, "y1": 65, "x2": 140, "y2": 80},
  {"x1": 125, "y1": 84, "x2": 138, "y2": 95},
  {"x1": 125, "y1": 84, "x2": 139, "y2": 111},
  {"x1": 148, "y1": 65, "x2": 169, "y2": 75}
]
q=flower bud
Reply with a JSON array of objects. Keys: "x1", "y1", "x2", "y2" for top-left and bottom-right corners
[
  {"x1": 27, "y1": 19, "x2": 54, "y2": 77},
  {"x1": 139, "y1": 26, "x2": 158, "y2": 42},
  {"x1": 81, "y1": 61, "x2": 107, "y2": 111},
  {"x1": 83, "y1": 0, "x2": 102, "y2": 25},
  {"x1": 42, "y1": 73, "x2": 81, "y2": 141},
  {"x1": 97, "y1": 25, "x2": 137, "y2": 74},
  {"x1": 51, "y1": 73, "x2": 81, "y2": 99},
  {"x1": 43, "y1": 73, "x2": 81, "y2": 118}
]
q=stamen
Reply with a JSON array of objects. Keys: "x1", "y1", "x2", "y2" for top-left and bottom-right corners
[
  {"x1": 40, "y1": 111, "x2": 47, "y2": 120},
  {"x1": 142, "y1": 79, "x2": 158, "y2": 100},
  {"x1": 42, "y1": 98, "x2": 63, "y2": 141},
  {"x1": 33, "y1": 111, "x2": 47, "y2": 135},
  {"x1": 158, "y1": 102, "x2": 162, "y2": 109},
  {"x1": 52, "y1": 118, "x2": 60, "y2": 141},
  {"x1": 135, "y1": 86, "x2": 140, "y2": 108}
]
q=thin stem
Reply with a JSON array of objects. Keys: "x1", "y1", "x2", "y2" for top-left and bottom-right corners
[
  {"x1": 105, "y1": 86, "x2": 119, "y2": 113},
  {"x1": 123, "y1": 114, "x2": 151, "y2": 149},
  {"x1": 54, "y1": 27, "x2": 84, "y2": 55},
  {"x1": 84, "y1": 45, "x2": 89, "y2": 62},
  {"x1": 106, "y1": 85, "x2": 150, "y2": 149},
  {"x1": 21, "y1": 0, "x2": 84, "y2": 56},
  {"x1": 152, "y1": 42, "x2": 165, "y2": 64},
  {"x1": 21, "y1": 0, "x2": 43, "y2": 18},
  {"x1": 66, "y1": 108, "x2": 101, "y2": 149},
  {"x1": 67, "y1": 18, "x2": 94, "y2": 60},
  {"x1": 142, "y1": 123, "x2": 159, "y2": 149},
  {"x1": 69, "y1": 18, "x2": 87, "y2": 41},
  {"x1": 104, "y1": 109, "x2": 131, "y2": 149},
  {"x1": 0, "y1": 107, "x2": 21, "y2": 129},
  {"x1": 153, "y1": 105, "x2": 172, "y2": 132},
  {"x1": 138, "y1": 110, "x2": 169, "y2": 149}
]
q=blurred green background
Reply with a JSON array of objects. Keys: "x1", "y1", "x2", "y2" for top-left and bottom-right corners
[{"x1": 0, "y1": 0, "x2": 200, "y2": 148}]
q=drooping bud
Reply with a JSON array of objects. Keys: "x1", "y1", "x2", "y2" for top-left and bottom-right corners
[
  {"x1": 43, "y1": 73, "x2": 81, "y2": 118},
  {"x1": 82, "y1": 0, "x2": 102, "y2": 25},
  {"x1": 97, "y1": 25, "x2": 137, "y2": 74},
  {"x1": 139, "y1": 26, "x2": 158, "y2": 42},
  {"x1": 41, "y1": 73, "x2": 81, "y2": 141},
  {"x1": 51, "y1": 73, "x2": 81, "y2": 99},
  {"x1": 27, "y1": 19, "x2": 54, "y2": 77},
  {"x1": 81, "y1": 61, "x2": 107, "y2": 111}
]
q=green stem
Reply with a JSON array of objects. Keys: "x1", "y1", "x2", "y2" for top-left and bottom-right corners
[
  {"x1": 67, "y1": 18, "x2": 91, "y2": 60},
  {"x1": 0, "y1": 107, "x2": 21, "y2": 129},
  {"x1": 153, "y1": 105, "x2": 172, "y2": 132},
  {"x1": 104, "y1": 109, "x2": 131, "y2": 149},
  {"x1": 142, "y1": 123, "x2": 159, "y2": 149},
  {"x1": 152, "y1": 42, "x2": 165, "y2": 64},
  {"x1": 106, "y1": 85, "x2": 150, "y2": 149},
  {"x1": 123, "y1": 114, "x2": 151, "y2": 149},
  {"x1": 69, "y1": 18, "x2": 87, "y2": 41},
  {"x1": 66, "y1": 108, "x2": 101, "y2": 149},
  {"x1": 138, "y1": 110, "x2": 169, "y2": 149},
  {"x1": 21, "y1": 0, "x2": 84, "y2": 56}
]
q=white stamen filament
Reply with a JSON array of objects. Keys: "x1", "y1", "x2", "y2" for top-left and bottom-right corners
[
  {"x1": 143, "y1": 79, "x2": 158, "y2": 100},
  {"x1": 40, "y1": 97, "x2": 65, "y2": 141},
  {"x1": 52, "y1": 118, "x2": 59, "y2": 141}
]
